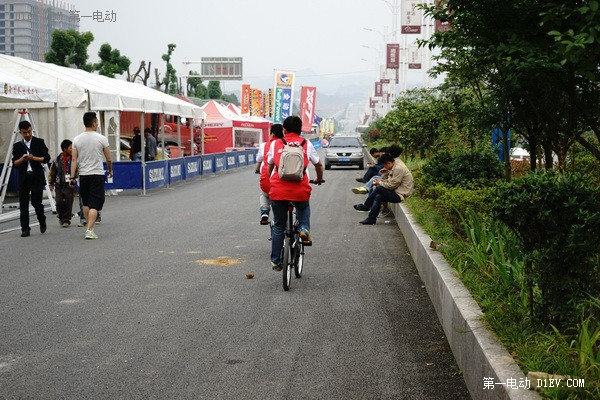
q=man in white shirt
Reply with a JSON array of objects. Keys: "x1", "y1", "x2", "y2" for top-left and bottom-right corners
[{"x1": 70, "y1": 112, "x2": 112, "y2": 239}]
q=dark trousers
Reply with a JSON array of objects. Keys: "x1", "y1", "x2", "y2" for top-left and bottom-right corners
[
  {"x1": 19, "y1": 173, "x2": 45, "y2": 231},
  {"x1": 362, "y1": 166, "x2": 379, "y2": 182},
  {"x1": 55, "y1": 184, "x2": 74, "y2": 223},
  {"x1": 363, "y1": 186, "x2": 401, "y2": 221}
]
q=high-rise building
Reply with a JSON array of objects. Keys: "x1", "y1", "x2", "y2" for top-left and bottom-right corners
[{"x1": 0, "y1": 0, "x2": 78, "y2": 61}]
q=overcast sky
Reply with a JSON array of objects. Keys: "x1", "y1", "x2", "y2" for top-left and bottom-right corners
[{"x1": 74, "y1": 0, "x2": 431, "y2": 94}]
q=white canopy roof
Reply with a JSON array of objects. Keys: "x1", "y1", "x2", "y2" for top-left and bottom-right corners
[
  {"x1": 0, "y1": 54, "x2": 203, "y2": 118},
  {"x1": 0, "y1": 68, "x2": 57, "y2": 103}
]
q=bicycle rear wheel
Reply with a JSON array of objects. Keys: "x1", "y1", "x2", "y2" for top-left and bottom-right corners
[{"x1": 282, "y1": 236, "x2": 292, "y2": 291}]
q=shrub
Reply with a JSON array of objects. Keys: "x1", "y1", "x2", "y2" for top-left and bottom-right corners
[
  {"x1": 491, "y1": 171, "x2": 600, "y2": 327},
  {"x1": 433, "y1": 186, "x2": 492, "y2": 232},
  {"x1": 422, "y1": 149, "x2": 503, "y2": 187}
]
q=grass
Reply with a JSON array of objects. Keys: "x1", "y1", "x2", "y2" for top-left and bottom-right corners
[{"x1": 403, "y1": 194, "x2": 600, "y2": 399}]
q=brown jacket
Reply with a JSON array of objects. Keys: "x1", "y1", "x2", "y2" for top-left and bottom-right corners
[{"x1": 379, "y1": 157, "x2": 414, "y2": 200}]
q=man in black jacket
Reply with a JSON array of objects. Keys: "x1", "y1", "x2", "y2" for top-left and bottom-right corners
[{"x1": 12, "y1": 120, "x2": 51, "y2": 237}]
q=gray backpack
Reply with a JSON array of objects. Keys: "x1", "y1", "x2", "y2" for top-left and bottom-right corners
[{"x1": 278, "y1": 138, "x2": 307, "y2": 181}]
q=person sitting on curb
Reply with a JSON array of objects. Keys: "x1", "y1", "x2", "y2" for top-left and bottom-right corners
[
  {"x1": 353, "y1": 152, "x2": 413, "y2": 225},
  {"x1": 356, "y1": 147, "x2": 384, "y2": 183}
]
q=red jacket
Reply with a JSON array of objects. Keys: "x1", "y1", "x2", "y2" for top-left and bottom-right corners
[
  {"x1": 269, "y1": 133, "x2": 312, "y2": 202},
  {"x1": 259, "y1": 139, "x2": 275, "y2": 194}
]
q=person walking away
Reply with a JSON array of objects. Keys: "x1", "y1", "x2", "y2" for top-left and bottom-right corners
[
  {"x1": 12, "y1": 120, "x2": 51, "y2": 237},
  {"x1": 70, "y1": 112, "x2": 113, "y2": 239},
  {"x1": 48, "y1": 139, "x2": 74, "y2": 227},
  {"x1": 267, "y1": 116, "x2": 324, "y2": 271},
  {"x1": 129, "y1": 126, "x2": 142, "y2": 161},
  {"x1": 255, "y1": 123, "x2": 284, "y2": 225},
  {"x1": 144, "y1": 128, "x2": 157, "y2": 161},
  {"x1": 353, "y1": 152, "x2": 413, "y2": 225}
]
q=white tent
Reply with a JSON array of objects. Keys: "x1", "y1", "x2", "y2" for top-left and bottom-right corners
[
  {"x1": 0, "y1": 69, "x2": 57, "y2": 104},
  {"x1": 0, "y1": 54, "x2": 204, "y2": 159}
]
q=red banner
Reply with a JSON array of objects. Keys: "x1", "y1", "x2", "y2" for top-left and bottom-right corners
[
  {"x1": 374, "y1": 82, "x2": 383, "y2": 97},
  {"x1": 299, "y1": 86, "x2": 317, "y2": 133},
  {"x1": 241, "y1": 84, "x2": 251, "y2": 114},
  {"x1": 386, "y1": 44, "x2": 400, "y2": 69}
]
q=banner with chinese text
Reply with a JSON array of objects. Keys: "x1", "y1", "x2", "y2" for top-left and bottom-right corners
[
  {"x1": 401, "y1": 0, "x2": 422, "y2": 34},
  {"x1": 273, "y1": 71, "x2": 295, "y2": 123},
  {"x1": 386, "y1": 44, "x2": 400, "y2": 69},
  {"x1": 241, "y1": 84, "x2": 250, "y2": 114}
]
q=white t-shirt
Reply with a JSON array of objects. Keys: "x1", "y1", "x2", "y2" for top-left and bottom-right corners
[{"x1": 72, "y1": 131, "x2": 109, "y2": 176}]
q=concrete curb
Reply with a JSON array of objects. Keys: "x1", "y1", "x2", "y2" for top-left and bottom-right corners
[{"x1": 392, "y1": 203, "x2": 541, "y2": 400}]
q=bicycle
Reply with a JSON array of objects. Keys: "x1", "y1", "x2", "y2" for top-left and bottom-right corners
[{"x1": 279, "y1": 179, "x2": 324, "y2": 291}]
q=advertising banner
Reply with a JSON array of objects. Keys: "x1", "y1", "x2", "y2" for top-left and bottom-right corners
[
  {"x1": 408, "y1": 45, "x2": 422, "y2": 69},
  {"x1": 214, "y1": 153, "x2": 226, "y2": 172},
  {"x1": 241, "y1": 84, "x2": 251, "y2": 114},
  {"x1": 386, "y1": 44, "x2": 400, "y2": 69},
  {"x1": 299, "y1": 86, "x2": 317, "y2": 133},
  {"x1": 401, "y1": 0, "x2": 422, "y2": 34},
  {"x1": 374, "y1": 82, "x2": 383, "y2": 97},
  {"x1": 237, "y1": 152, "x2": 248, "y2": 167},
  {"x1": 226, "y1": 153, "x2": 238, "y2": 170},
  {"x1": 145, "y1": 161, "x2": 168, "y2": 190},
  {"x1": 168, "y1": 158, "x2": 185, "y2": 184},
  {"x1": 273, "y1": 71, "x2": 295, "y2": 123},
  {"x1": 184, "y1": 156, "x2": 201, "y2": 179},
  {"x1": 201, "y1": 154, "x2": 215, "y2": 175}
]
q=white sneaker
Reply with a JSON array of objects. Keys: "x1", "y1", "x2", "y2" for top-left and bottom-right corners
[{"x1": 84, "y1": 230, "x2": 98, "y2": 239}]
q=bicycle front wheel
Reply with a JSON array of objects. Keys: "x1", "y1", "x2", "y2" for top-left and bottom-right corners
[
  {"x1": 282, "y1": 236, "x2": 292, "y2": 291},
  {"x1": 294, "y1": 242, "x2": 304, "y2": 278}
]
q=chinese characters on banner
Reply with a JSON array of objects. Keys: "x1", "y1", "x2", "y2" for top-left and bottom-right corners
[
  {"x1": 374, "y1": 82, "x2": 383, "y2": 97},
  {"x1": 386, "y1": 44, "x2": 400, "y2": 69},
  {"x1": 69, "y1": 10, "x2": 117, "y2": 22},
  {"x1": 401, "y1": 0, "x2": 421, "y2": 34},
  {"x1": 408, "y1": 45, "x2": 422, "y2": 69},
  {"x1": 272, "y1": 71, "x2": 295, "y2": 124},
  {"x1": 299, "y1": 86, "x2": 317, "y2": 133},
  {"x1": 241, "y1": 84, "x2": 250, "y2": 115}
]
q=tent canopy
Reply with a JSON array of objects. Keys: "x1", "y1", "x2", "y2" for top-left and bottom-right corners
[
  {"x1": 0, "y1": 54, "x2": 203, "y2": 118},
  {"x1": 0, "y1": 69, "x2": 57, "y2": 104}
]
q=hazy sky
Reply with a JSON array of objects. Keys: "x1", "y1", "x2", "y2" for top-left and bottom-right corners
[{"x1": 74, "y1": 0, "x2": 424, "y2": 93}]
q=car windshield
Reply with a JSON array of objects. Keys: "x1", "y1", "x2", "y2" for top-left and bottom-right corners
[{"x1": 329, "y1": 137, "x2": 360, "y2": 147}]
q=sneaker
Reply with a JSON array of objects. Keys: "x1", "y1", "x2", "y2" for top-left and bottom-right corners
[
  {"x1": 380, "y1": 207, "x2": 393, "y2": 218},
  {"x1": 271, "y1": 262, "x2": 282, "y2": 272},
  {"x1": 359, "y1": 218, "x2": 377, "y2": 225},
  {"x1": 84, "y1": 230, "x2": 98, "y2": 239},
  {"x1": 61, "y1": 221, "x2": 69, "y2": 228},
  {"x1": 353, "y1": 204, "x2": 370, "y2": 212},
  {"x1": 355, "y1": 178, "x2": 366, "y2": 183},
  {"x1": 299, "y1": 228, "x2": 312, "y2": 245},
  {"x1": 260, "y1": 214, "x2": 269, "y2": 225},
  {"x1": 352, "y1": 187, "x2": 368, "y2": 194},
  {"x1": 77, "y1": 221, "x2": 86, "y2": 227}
]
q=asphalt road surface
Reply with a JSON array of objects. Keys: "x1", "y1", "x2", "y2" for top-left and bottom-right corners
[{"x1": 0, "y1": 159, "x2": 470, "y2": 399}]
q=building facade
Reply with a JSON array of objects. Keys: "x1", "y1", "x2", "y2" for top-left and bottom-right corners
[{"x1": 0, "y1": 0, "x2": 78, "y2": 61}]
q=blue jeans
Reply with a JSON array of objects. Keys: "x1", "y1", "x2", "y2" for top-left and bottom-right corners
[
  {"x1": 363, "y1": 186, "x2": 401, "y2": 221},
  {"x1": 270, "y1": 200, "x2": 310, "y2": 265}
]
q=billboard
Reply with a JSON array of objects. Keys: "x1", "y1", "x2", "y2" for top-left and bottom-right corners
[
  {"x1": 273, "y1": 71, "x2": 295, "y2": 124},
  {"x1": 299, "y1": 86, "x2": 317, "y2": 133},
  {"x1": 200, "y1": 57, "x2": 243, "y2": 80}
]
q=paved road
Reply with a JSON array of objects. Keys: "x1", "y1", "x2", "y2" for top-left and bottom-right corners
[{"x1": 0, "y1": 160, "x2": 470, "y2": 399}]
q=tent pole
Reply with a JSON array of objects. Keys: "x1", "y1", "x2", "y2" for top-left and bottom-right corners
[{"x1": 141, "y1": 112, "x2": 146, "y2": 196}]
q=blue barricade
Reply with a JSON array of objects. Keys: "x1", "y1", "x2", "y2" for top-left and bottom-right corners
[
  {"x1": 214, "y1": 154, "x2": 226, "y2": 173},
  {"x1": 185, "y1": 156, "x2": 201, "y2": 179},
  {"x1": 106, "y1": 161, "x2": 142, "y2": 190},
  {"x1": 201, "y1": 154, "x2": 215, "y2": 175},
  {"x1": 168, "y1": 158, "x2": 185, "y2": 184},
  {"x1": 226, "y1": 153, "x2": 238, "y2": 170},
  {"x1": 247, "y1": 150, "x2": 256, "y2": 165},
  {"x1": 237, "y1": 152, "x2": 248, "y2": 167},
  {"x1": 145, "y1": 160, "x2": 168, "y2": 189}
]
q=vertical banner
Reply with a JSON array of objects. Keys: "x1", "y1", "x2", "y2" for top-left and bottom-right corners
[
  {"x1": 401, "y1": 0, "x2": 422, "y2": 34},
  {"x1": 386, "y1": 44, "x2": 400, "y2": 69},
  {"x1": 374, "y1": 81, "x2": 383, "y2": 97},
  {"x1": 369, "y1": 98, "x2": 375, "y2": 108},
  {"x1": 251, "y1": 88, "x2": 260, "y2": 116},
  {"x1": 299, "y1": 86, "x2": 317, "y2": 133},
  {"x1": 241, "y1": 84, "x2": 251, "y2": 115},
  {"x1": 408, "y1": 45, "x2": 422, "y2": 69},
  {"x1": 273, "y1": 71, "x2": 295, "y2": 124},
  {"x1": 435, "y1": 0, "x2": 452, "y2": 32},
  {"x1": 258, "y1": 90, "x2": 264, "y2": 117}
]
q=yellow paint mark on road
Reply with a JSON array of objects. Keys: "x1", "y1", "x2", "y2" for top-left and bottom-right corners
[{"x1": 196, "y1": 257, "x2": 242, "y2": 266}]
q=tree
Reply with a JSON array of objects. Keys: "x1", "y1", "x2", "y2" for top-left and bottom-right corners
[
  {"x1": 186, "y1": 71, "x2": 207, "y2": 97},
  {"x1": 159, "y1": 44, "x2": 178, "y2": 94},
  {"x1": 127, "y1": 61, "x2": 152, "y2": 85},
  {"x1": 94, "y1": 43, "x2": 131, "y2": 78},
  {"x1": 207, "y1": 81, "x2": 222, "y2": 99},
  {"x1": 45, "y1": 29, "x2": 94, "y2": 70},
  {"x1": 221, "y1": 93, "x2": 239, "y2": 105}
]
